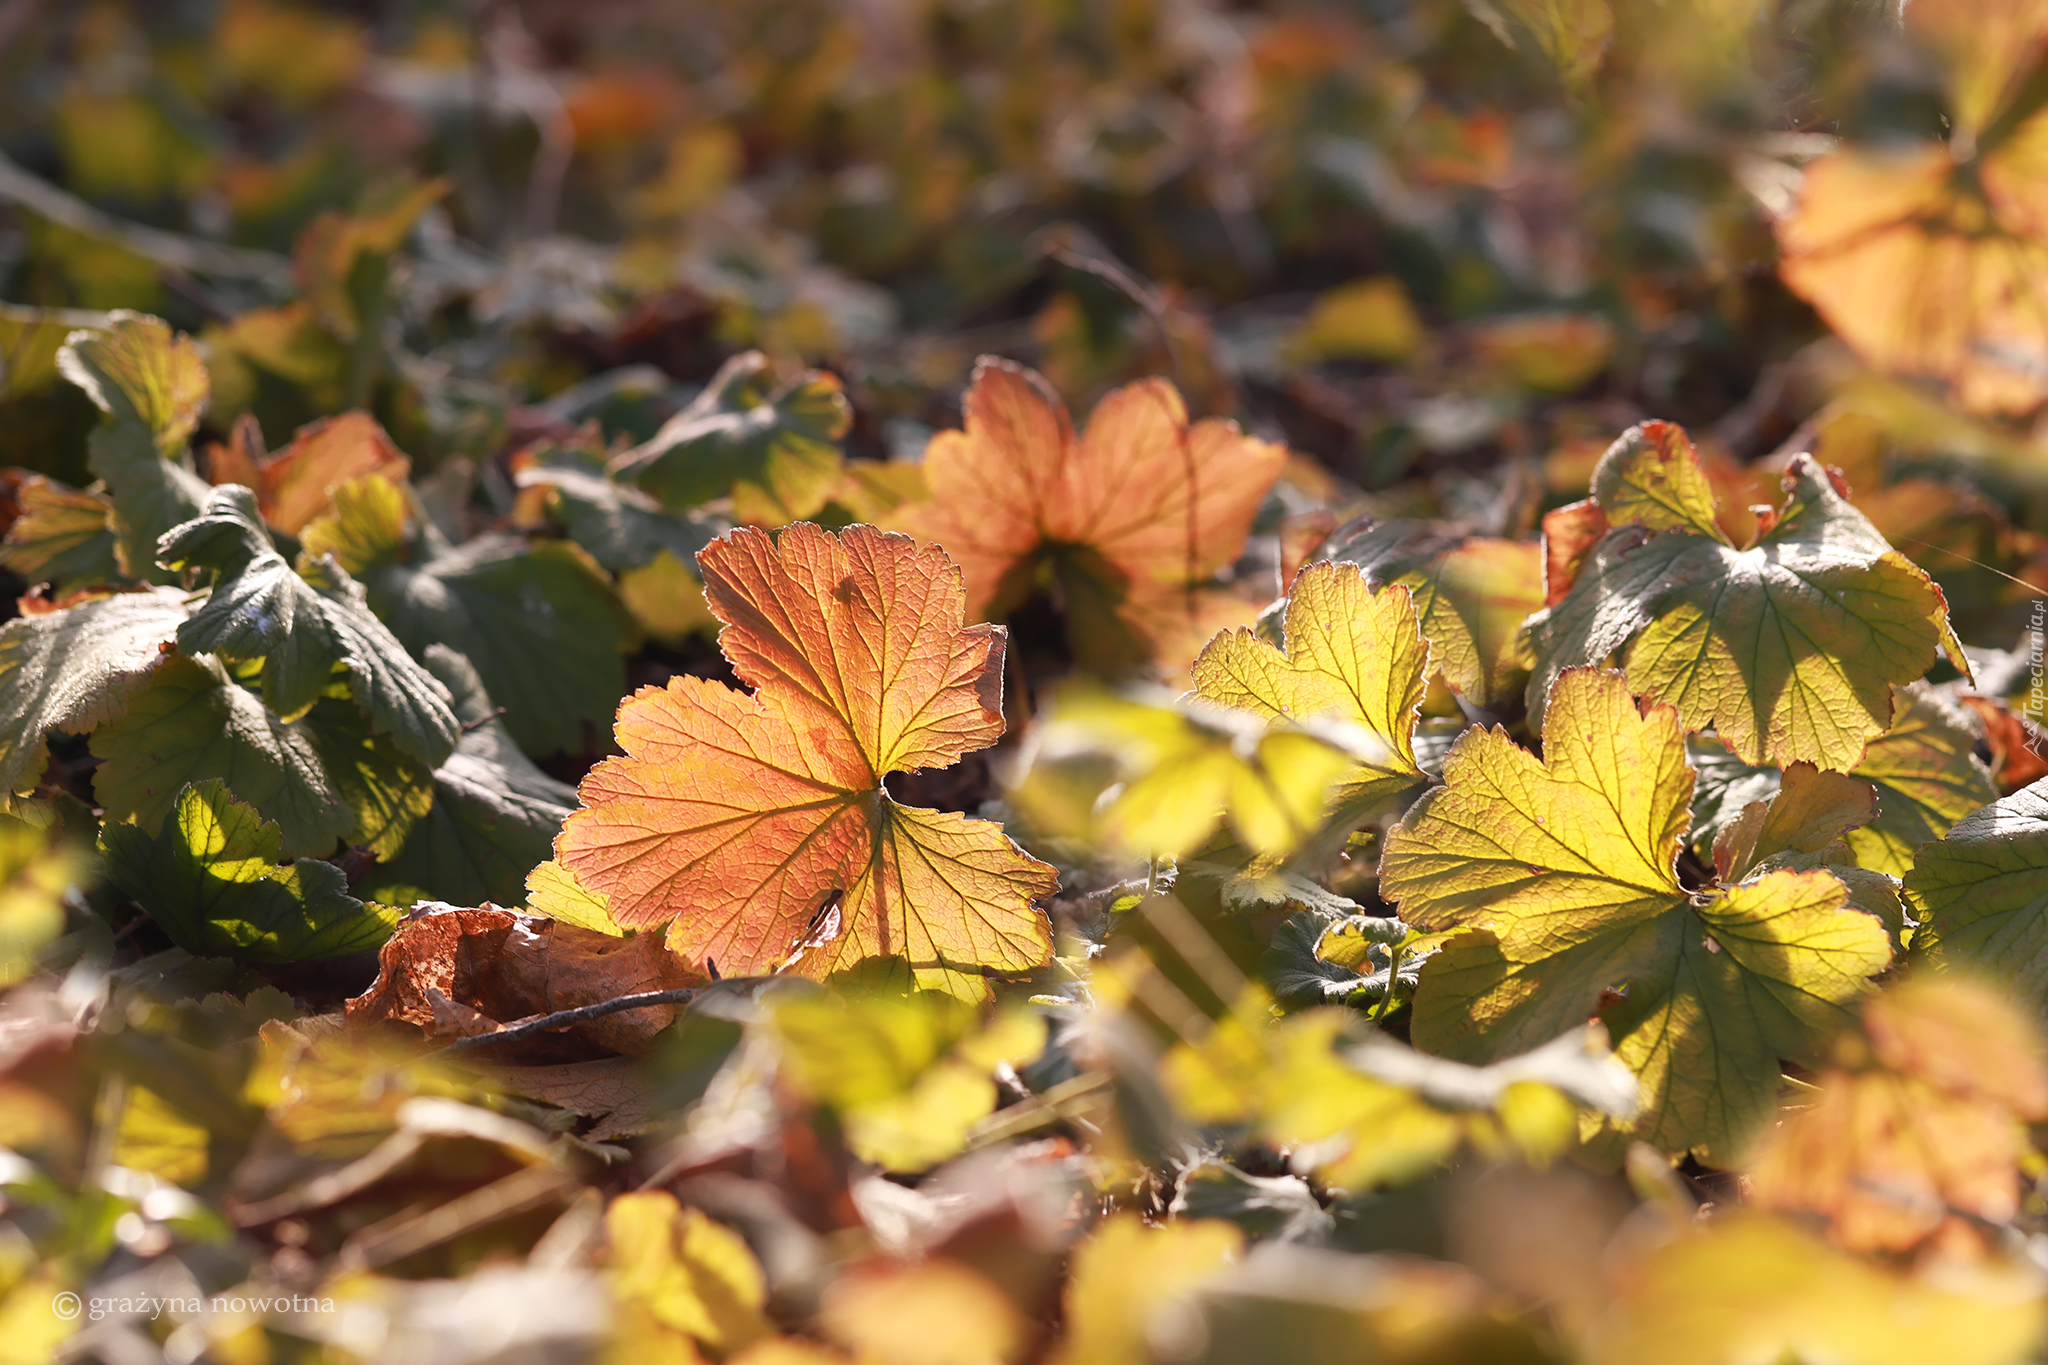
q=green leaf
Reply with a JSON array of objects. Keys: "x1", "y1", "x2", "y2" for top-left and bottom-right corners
[
  {"x1": 357, "y1": 647, "x2": 576, "y2": 907},
  {"x1": 613, "y1": 350, "x2": 851, "y2": 525},
  {"x1": 58, "y1": 312, "x2": 213, "y2": 582},
  {"x1": 89, "y1": 654, "x2": 353, "y2": 860},
  {"x1": 1524, "y1": 422, "x2": 1960, "y2": 769},
  {"x1": 1905, "y1": 776, "x2": 2048, "y2": 999},
  {"x1": 0, "y1": 476, "x2": 122, "y2": 594},
  {"x1": 157, "y1": 484, "x2": 459, "y2": 766},
  {"x1": 301, "y1": 697, "x2": 435, "y2": 861},
  {"x1": 0, "y1": 587, "x2": 189, "y2": 808},
  {"x1": 513, "y1": 454, "x2": 726, "y2": 573},
  {"x1": 1380, "y1": 666, "x2": 1893, "y2": 1162},
  {"x1": 305, "y1": 476, "x2": 632, "y2": 757},
  {"x1": 101, "y1": 778, "x2": 397, "y2": 963}
]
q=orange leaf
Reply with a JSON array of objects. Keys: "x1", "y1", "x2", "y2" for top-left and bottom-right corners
[
  {"x1": 893, "y1": 358, "x2": 1286, "y2": 672},
  {"x1": 557, "y1": 523, "x2": 1056, "y2": 999},
  {"x1": 206, "y1": 410, "x2": 410, "y2": 535}
]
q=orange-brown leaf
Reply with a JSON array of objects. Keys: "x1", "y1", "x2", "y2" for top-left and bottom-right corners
[
  {"x1": 894, "y1": 358, "x2": 1286, "y2": 670},
  {"x1": 207, "y1": 410, "x2": 411, "y2": 535},
  {"x1": 557, "y1": 523, "x2": 1055, "y2": 997}
]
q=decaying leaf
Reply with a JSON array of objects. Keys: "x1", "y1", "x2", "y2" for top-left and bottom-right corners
[
  {"x1": 1525, "y1": 421, "x2": 1961, "y2": 769},
  {"x1": 1381, "y1": 667, "x2": 1893, "y2": 1162},
  {"x1": 346, "y1": 904, "x2": 704, "y2": 1056},
  {"x1": 558, "y1": 522, "x2": 1057, "y2": 999},
  {"x1": 892, "y1": 358, "x2": 1285, "y2": 672}
]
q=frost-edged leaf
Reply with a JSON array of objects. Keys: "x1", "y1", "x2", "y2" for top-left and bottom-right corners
[
  {"x1": 89, "y1": 654, "x2": 353, "y2": 860},
  {"x1": 0, "y1": 586, "x2": 189, "y2": 807},
  {"x1": 1190, "y1": 560, "x2": 1428, "y2": 822},
  {"x1": 358, "y1": 647, "x2": 576, "y2": 909},
  {"x1": 1315, "y1": 519, "x2": 1543, "y2": 705},
  {"x1": 59, "y1": 312, "x2": 213, "y2": 581},
  {"x1": 1524, "y1": 422, "x2": 1959, "y2": 769},
  {"x1": 613, "y1": 350, "x2": 850, "y2": 526},
  {"x1": 100, "y1": 778, "x2": 397, "y2": 962},
  {"x1": 893, "y1": 357, "x2": 1285, "y2": 672},
  {"x1": 0, "y1": 476, "x2": 121, "y2": 593},
  {"x1": 1381, "y1": 667, "x2": 1892, "y2": 1162},
  {"x1": 157, "y1": 484, "x2": 458, "y2": 766},
  {"x1": 558, "y1": 523, "x2": 1056, "y2": 999},
  {"x1": 307, "y1": 476, "x2": 632, "y2": 758},
  {"x1": 1906, "y1": 776, "x2": 2048, "y2": 999}
]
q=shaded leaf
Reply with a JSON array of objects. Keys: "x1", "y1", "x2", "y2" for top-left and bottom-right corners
[
  {"x1": 559, "y1": 523, "x2": 1056, "y2": 999},
  {"x1": 158, "y1": 484, "x2": 459, "y2": 765},
  {"x1": 614, "y1": 349, "x2": 851, "y2": 526},
  {"x1": 306, "y1": 476, "x2": 633, "y2": 757},
  {"x1": 100, "y1": 778, "x2": 397, "y2": 962},
  {"x1": 1905, "y1": 775, "x2": 2048, "y2": 998},
  {"x1": 0, "y1": 586, "x2": 187, "y2": 807},
  {"x1": 89, "y1": 653, "x2": 354, "y2": 860},
  {"x1": 358, "y1": 647, "x2": 576, "y2": 909}
]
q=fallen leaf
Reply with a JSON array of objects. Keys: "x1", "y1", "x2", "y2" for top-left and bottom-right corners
[
  {"x1": 346, "y1": 905, "x2": 704, "y2": 1056},
  {"x1": 558, "y1": 522, "x2": 1056, "y2": 999}
]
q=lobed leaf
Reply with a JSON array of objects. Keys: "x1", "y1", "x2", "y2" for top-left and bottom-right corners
[
  {"x1": 558, "y1": 522, "x2": 1055, "y2": 998},
  {"x1": 1525, "y1": 421, "x2": 1959, "y2": 770},
  {"x1": 158, "y1": 484, "x2": 459, "y2": 766},
  {"x1": 0, "y1": 476, "x2": 121, "y2": 595},
  {"x1": 1382, "y1": 667, "x2": 1893, "y2": 1162}
]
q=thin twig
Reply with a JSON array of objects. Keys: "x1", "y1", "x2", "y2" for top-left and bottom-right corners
[
  {"x1": 424, "y1": 987, "x2": 703, "y2": 1058},
  {"x1": 0, "y1": 151, "x2": 292, "y2": 285}
]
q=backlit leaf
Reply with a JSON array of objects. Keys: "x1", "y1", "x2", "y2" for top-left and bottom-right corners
[
  {"x1": 1382, "y1": 667, "x2": 1893, "y2": 1161},
  {"x1": 100, "y1": 778, "x2": 397, "y2": 962},
  {"x1": 58, "y1": 312, "x2": 213, "y2": 581},
  {"x1": 1524, "y1": 421, "x2": 1959, "y2": 769},
  {"x1": 1053, "y1": 1215, "x2": 1242, "y2": 1365},
  {"x1": 893, "y1": 358, "x2": 1286, "y2": 672},
  {"x1": 1, "y1": 817, "x2": 86, "y2": 987},
  {"x1": 1184, "y1": 559, "x2": 1430, "y2": 836},
  {"x1": 558, "y1": 523, "x2": 1056, "y2": 998},
  {"x1": 1314, "y1": 520, "x2": 1544, "y2": 706},
  {"x1": 607, "y1": 1191, "x2": 771, "y2": 1355},
  {"x1": 209, "y1": 410, "x2": 410, "y2": 535}
]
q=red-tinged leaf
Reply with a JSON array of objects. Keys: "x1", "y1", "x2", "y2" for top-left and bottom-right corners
[
  {"x1": 893, "y1": 358, "x2": 1286, "y2": 672},
  {"x1": 557, "y1": 523, "x2": 1055, "y2": 999}
]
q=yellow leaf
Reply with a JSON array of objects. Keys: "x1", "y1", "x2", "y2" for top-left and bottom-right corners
[
  {"x1": 607, "y1": 1192, "x2": 771, "y2": 1355},
  {"x1": 1052, "y1": 1215, "x2": 1242, "y2": 1365}
]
